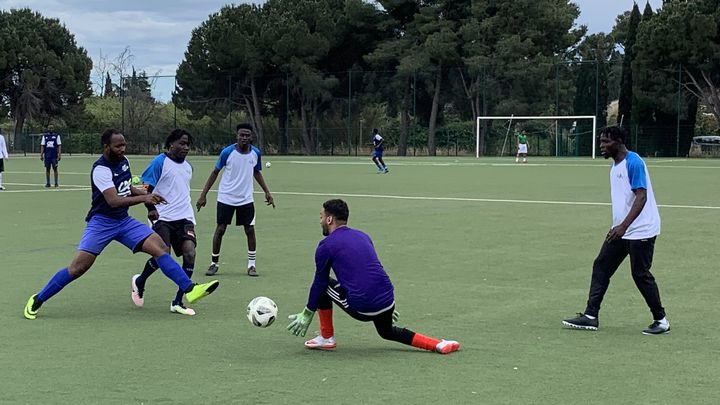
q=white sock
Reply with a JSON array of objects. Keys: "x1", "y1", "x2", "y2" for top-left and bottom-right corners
[
  {"x1": 248, "y1": 250, "x2": 256, "y2": 268},
  {"x1": 657, "y1": 317, "x2": 669, "y2": 325},
  {"x1": 584, "y1": 314, "x2": 596, "y2": 320},
  {"x1": 0, "y1": 172, "x2": 3, "y2": 186}
]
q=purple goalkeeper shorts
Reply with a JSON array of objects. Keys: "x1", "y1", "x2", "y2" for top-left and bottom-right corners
[{"x1": 77, "y1": 214, "x2": 154, "y2": 255}]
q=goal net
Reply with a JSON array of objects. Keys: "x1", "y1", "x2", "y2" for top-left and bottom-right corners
[{"x1": 475, "y1": 115, "x2": 597, "y2": 158}]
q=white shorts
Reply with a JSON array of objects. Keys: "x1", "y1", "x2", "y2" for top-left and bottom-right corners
[{"x1": 518, "y1": 144, "x2": 528, "y2": 154}]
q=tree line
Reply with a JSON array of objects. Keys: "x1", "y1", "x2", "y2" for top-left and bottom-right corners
[{"x1": 1, "y1": 1, "x2": 719, "y2": 156}]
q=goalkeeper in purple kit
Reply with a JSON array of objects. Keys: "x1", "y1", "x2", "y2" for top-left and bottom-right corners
[{"x1": 287, "y1": 199, "x2": 460, "y2": 354}]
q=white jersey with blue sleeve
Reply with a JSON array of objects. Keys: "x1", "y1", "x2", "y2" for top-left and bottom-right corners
[
  {"x1": 216, "y1": 145, "x2": 262, "y2": 206},
  {"x1": 609, "y1": 151, "x2": 660, "y2": 239},
  {"x1": 141, "y1": 153, "x2": 195, "y2": 223}
]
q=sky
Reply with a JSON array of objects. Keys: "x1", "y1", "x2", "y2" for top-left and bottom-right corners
[{"x1": 0, "y1": 0, "x2": 664, "y2": 100}]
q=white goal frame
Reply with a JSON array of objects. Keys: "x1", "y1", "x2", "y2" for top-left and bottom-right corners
[{"x1": 475, "y1": 115, "x2": 598, "y2": 158}]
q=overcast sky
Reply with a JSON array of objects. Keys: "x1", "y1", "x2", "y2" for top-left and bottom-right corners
[{"x1": 0, "y1": 0, "x2": 663, "y2": 100}]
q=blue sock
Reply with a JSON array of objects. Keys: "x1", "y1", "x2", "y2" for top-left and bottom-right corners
[
  {"x1": 174, "y1": 267, "x2": 193, "y2": 304},
  {"x1": 155, "y1": 254, "x2": 193, "y2": 292},
  {"x1": 37, "y1": 268, "x2": 74, "y2": 302}
]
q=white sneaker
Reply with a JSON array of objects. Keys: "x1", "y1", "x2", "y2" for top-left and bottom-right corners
[
  {"x1": 131, "y1": 274, "x2": 144, "y2": 307},
  {"x1": 435, "y1": 339, "x2": 460, "y2": 354},
  {"x1": 0, "y1": 185, "x2": 5, "y2": 190},
  {"x1": 170, "y1": 302, "x2": 196, "y2": 316},
  {"x1": 304, "y1": 335, "x2": 336, "y2": 350}
]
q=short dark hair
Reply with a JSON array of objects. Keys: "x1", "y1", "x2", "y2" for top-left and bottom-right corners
[
  {"x1": 599, "y1": 126, "x2": 627, "y2": 144},
  {"x1": 236, "y1": 123, "x2": 254, "y2": 132},
  {"x1": 323, "y1": 199, "x2": 349, "y2": 222},
  {"x1": 373, "y1": 128, "x2": 379, "y2": 133},
  {"x1": 101, "y1": 128, "x2": 122, "y2": 146},
  {"x1": 165, "y1": 128, "x2": 194, "y2": 148}
]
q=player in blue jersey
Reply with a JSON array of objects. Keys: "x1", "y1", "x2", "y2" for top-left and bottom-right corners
[
  {"x1": 131, "y1": 129, "x2": 199, "y2": 316},
  {"x1": 287, "y1": 199, "x2": 460, "y2": 354},
  {"x1": 371, "y1": 128, "x2": 388, "y2": 173},
  {"x1": 562, "y1": 126, "x2": 669, "y2": 335},
  {"x1": 40, "y1": 124, "x2": 62, "y2": 187},
  {"x1": 197, "y1": 123, "x2": 274, "y2": 277},
  {"x1": 23, "y1": 128, "x2": 219, "y2": 320}
]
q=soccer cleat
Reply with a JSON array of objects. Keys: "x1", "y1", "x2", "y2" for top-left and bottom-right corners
[
  {"x1": 642, "y1": 320, "x2": 670, "y2": 335},
  {"x1": 54, "y1": 184, "x2": 59, "y2": 188},
  {"x1": 131, "y1": 274, "x2": 144, "y2": 307},
  {"x1": 0, "y1": 185, "x2": 5, "y2": 190},
  {"x1": 185, "y1": 280, "x2": 219, "y2": 304},
  {"x1": 383, "y1": 168, "x2": 389, "y2": 174},
  {"x1": 23, "y1": 294, "x2": 42, "y2": 320},
  {"x1": 247, "y1": 266, "x2": 258, "y2": 277},
  {"x1": 304, "y1": 335, "x2": 337, "y2": 350},
  {"x1": 435, "y1": 339, "x2": 460, "y2": 354},
  {"x1": 45, "y1": 184, "x2": 51, "y2": 188},
  {"x1": 562, "y1": 313, "x2": 598, "y2": 331},
  {"x1": 170, "y1": 302, "x2": 196, "y2": 316},
  {"x1": 205, "y1": 262, "x2": 219, "y2": 276}
]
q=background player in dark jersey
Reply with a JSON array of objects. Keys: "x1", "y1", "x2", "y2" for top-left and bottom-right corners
[
  {"x1": 371, "y1": 128, "x2": 388, "y2": 174},
  {"x1": 40, "y1": 124, "x2": 62, "y2": 187},
  {"x1": 23, "y1": 129, "x2": 219, "y2": 320},
  {"x1": 287, "y1": 199, "x2": 460, "y2": 354}
]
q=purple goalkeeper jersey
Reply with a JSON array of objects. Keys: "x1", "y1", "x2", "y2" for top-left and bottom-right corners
[{"x1": 306, "y1": 226, "x2": 395, "y2": 313}]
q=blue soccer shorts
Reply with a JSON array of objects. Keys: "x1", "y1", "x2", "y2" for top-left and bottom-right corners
[
  {"x1": 44, "y1": 157, "x2": 59, "y2": 168},
  {"x1": 372, "y1": 150, "x2": 383, "y2": 158},
  {"x1": 78, "y1": 214, "x2": 154, "y2": 255}
]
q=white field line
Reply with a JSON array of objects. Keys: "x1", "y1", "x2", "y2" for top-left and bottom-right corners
[{"x1": 3, "y1": 186, "x2": 718, "y2": 210}]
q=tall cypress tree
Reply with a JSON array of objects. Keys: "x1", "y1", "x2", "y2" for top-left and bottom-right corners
[{"x1": 617, "y1": 3, "x2": 641, "y2": 128}]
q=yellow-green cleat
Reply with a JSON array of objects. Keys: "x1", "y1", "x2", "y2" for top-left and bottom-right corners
[
  {"x1": 186, "y1": 280, "x2": 219, "y2": 304},
  {"x1": 24, "y1": 294, "x2": 42, "y2": 320}
]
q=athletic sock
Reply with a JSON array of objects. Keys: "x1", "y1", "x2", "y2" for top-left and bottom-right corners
[
  {"x1": 37, "y1": 268, "x2": 74, "y2": 302},
  {"x1": 318, "y1": 308, "x2": 334, "y2": 339},
  {"x1": 248, "y1": 250, "x2": 256, "y2": 268},
  {"x1": 155, "y1": 253, "x2": 193, "y2": 292},
  {"x1": 45, "y1": 174, "x2": 50, "y2": 185},
  {"x1": 211, "y1": 253, "x2": 220, "y2": 264},
  {"x1": 0, "y1": 172, "x2": 4, "y2": 187},
  {"x1": 137, "y1": 258, "x2": 159, "y2": 290},
  {"x1": 174, "y1": 267, "x2": 193, "y2": 304},
  {"x1": 410, "y1": 333, "x2": 441, "y2": 352},
  {"x1": 54, "y1": 173, "x2": 58, "y2": 186}
]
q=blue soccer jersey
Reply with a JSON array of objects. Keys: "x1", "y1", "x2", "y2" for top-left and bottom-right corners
[
  {"x1": 85, "y1": 155, "x2": 133, "y2": 221},
  {"x1": 41, "y1": 133, "x2": 61, "y2": 159},
  {"x1": 307, "y1": 227, "x2": 395, "y2": 313}
]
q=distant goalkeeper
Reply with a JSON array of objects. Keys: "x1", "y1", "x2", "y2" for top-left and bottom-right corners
[
  {"x1": 516, "y1": 129, "x2": 529, "y2": 163},
  {"x1": 287, "y1": 199, "x2": 460, "y2": 354}
]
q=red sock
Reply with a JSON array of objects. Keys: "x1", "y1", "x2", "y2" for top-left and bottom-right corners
[
  {"x1": 318, "y1": 309, "x2": 334, "y2": 338},
  {"x1": 411, "y1": 333, "x2": 441, "y2": 352}
]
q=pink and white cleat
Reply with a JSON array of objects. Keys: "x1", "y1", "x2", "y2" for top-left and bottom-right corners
[
  {"x1": 304, "y1": 335, "x2": 337, "y2": 350},
  {"x1": 435, "y1": 339, "x2": 460, "y2": 354},
  {"x1": 131, "y1": 274, "x2": 144, "y2": 307}
]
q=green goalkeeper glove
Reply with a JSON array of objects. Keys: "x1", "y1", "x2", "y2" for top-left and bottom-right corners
[
  {"x1": 287, "y1": 307, "x2": 315, "y2": 337},
  {"x1": 393, "y1": 309, "x2": 400, "y2": 323}
]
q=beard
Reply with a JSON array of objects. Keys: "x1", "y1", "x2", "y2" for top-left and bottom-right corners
[{"x1": 322, "y1": 224, "x2": 329, "y2": 236}]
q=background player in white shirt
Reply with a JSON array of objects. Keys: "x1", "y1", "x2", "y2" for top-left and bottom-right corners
[
  {"x1": 563, "y1": 126, "x2": 669, "y2": 335},
  {"x1": 0, "y1": 128, "x2": 8, "y2": 190},
  {"x1": 196, "y1": 123, "x2": 274, "y2": 277},
  {"x1": 131, "y1": 129, "x2": 199, "y2": 315}
]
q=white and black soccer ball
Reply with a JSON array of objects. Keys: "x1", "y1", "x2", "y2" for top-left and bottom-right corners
[
  {"x1": 265, "y1": 161, "x2": 271, "y2": 168},
  {"x1": 246, "y1": 296, "x2": 278, "y2": 328}
]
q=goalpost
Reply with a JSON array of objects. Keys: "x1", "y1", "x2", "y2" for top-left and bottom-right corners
[{"x1": 475, "y1": 115, "x2": 597, "y2": 158}]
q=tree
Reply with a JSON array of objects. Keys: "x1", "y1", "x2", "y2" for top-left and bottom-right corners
[
  {"x1": 0, "y1": 8, "x2": 92, "y2": 145},
  {"x1": 617, "y1": 3, "x2": 641, "y2": 129}
]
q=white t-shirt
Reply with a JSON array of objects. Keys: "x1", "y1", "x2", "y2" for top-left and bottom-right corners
[
  {"x1": 141, "y1": 153, "x2": 195, "y2": 223},
  {"x1": 0, "y1": 134, "x2": 8, "y2": 159},
  {"x1": 609, "y1": 151, "x2": 661, "y2": 239},
  {"x1": 215, "y1": 145, "x2": 262, "y2": 206}
]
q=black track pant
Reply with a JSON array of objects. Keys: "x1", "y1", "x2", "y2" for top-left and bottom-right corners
[
  {"x1": 584, "y1": 236, "x2": 666, "y2": 320},
  {"x1": 317, "y1": 278, "x2": 415, "y2": 345}
]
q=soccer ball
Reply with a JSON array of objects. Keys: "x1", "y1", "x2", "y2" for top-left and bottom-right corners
[
  {"x1": 131, "y1": 175, "x2": 141, "y2": 185},
  {"x1": 246, "y1": 296, "x2": 278, "y2": 328},
  {"x1": 265, "y1": 161, "x2": 271, "y2": 168}
]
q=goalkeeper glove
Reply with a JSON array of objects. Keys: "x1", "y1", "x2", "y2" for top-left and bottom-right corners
[{"x1": 287, "y1": 307, "x2": 315, "y2": 337}]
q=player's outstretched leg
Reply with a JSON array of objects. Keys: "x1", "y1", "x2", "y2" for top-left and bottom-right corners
[{"x1": 372, "y1": 309, "x2": 460, "y2": 354}]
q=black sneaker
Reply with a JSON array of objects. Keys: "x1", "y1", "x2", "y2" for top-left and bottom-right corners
[
  {"x1": 642, "y1": 320, "x2": 670, "y2": 335},
  {"x1": 205, "y1": 262, "x2": 219, "y2": 276},
  {"x1": 562, "y1": 313, "x2": 598, "y2": 330}
]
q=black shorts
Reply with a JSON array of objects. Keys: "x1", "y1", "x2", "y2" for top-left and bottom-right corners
[
  {"x1": 153, "y1": 219, "x2": 197, "y2": 256},
  {"x1": 217, "y1": 201, "x2": 255, "y2": 226},
  {"x1": 320, "y1": 277, "x2": 395, "y2": 322},
  {"x1": 44, "y1": 157, "x2": 59, "y2": 168},
  {"x1": 0, "y1": 158, "x2": 4, "y2": 172}
]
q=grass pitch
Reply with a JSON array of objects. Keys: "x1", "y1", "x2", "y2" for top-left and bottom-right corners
[{"x1": 1, "y1": 154, "x2": 718, "y2": 404}]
